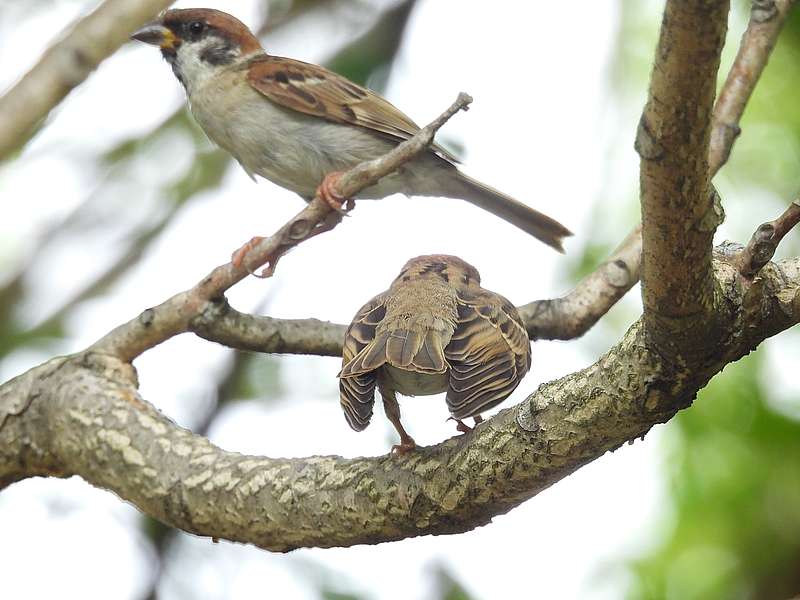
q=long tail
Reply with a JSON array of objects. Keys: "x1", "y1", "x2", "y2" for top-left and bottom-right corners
[{"x1": 447, "y1": 173, "x2": 572, "y2": 252}]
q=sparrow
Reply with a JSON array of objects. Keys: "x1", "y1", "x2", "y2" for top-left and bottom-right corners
[
  {"x1": 338, "y1": 255, "x2": 531, "y2": 453},
  {"x1": 131, "y1": 8, "x2": 572, "y2": 260}
]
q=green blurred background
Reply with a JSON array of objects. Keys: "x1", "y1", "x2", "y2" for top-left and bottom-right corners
[{"x1": 0, "y1": 1, "x2": 798, "y2": 599}]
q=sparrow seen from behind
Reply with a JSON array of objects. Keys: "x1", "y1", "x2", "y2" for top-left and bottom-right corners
[
  {"x1": 131, "y1": 9, "x2": 572, "y2": 262},
  {"x1": 338, "y1": 255, "x2": 532, "y2": 453}
]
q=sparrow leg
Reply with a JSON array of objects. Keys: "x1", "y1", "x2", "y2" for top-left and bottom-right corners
[
  {"x1": 380, "y1": 387, "x2": 416, "y2": 454},
  {"x1": 316, "y1": 171, "x2": 355, "y2": 214},
  {"x1": 454, "y1": 419, "x2": 472, "y2": 433}
]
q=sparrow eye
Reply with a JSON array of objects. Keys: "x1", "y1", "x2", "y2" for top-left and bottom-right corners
[{"x1": 188, "y1": 21, "x2": 206, "y2": 37}]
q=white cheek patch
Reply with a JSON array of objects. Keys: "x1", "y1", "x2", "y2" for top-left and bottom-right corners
[{"x1": 174, "y1": 37, "x2": 240, "y2": 95}]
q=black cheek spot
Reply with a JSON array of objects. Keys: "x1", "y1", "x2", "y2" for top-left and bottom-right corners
[
  {"x1": 200, "y1": 43, "x2": 236, "y2": 66},
  {"x1": 402, "y1": 275, "x2": 411, "y2": 282}
]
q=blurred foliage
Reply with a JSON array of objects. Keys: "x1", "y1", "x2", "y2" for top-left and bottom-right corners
[
  {"x1": 433, "y1": 565, "x2": 477, "y2": 600},
  {"x1": 613, "y1": 2, "x2": 800, "y2": 599},
  {"x1": 627, "y1": 352, "x2": 800, "y2": 599},
  {"x1": 327, "y1": 0, "x2": 417, "y2": 89}
]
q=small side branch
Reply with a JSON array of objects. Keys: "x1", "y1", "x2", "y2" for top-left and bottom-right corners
[
  {"x1": 737, "y1": 200, "x2": 800, "y2": 279},
  {"x1": 87, "y1": 93, "x2": 472, "y2": 363},
  {"x1": 0, "y1": 0, "x2": 175, "y2": 160},
  {"x1": 519, "y1": 225, "x2": 642, "y2": 340},
  {"x1": 709, "y1": 0, "x2": 797, "y2": 173},
  {"x1": 567, "y1": 1, "x2": 794, "y2": 341}
]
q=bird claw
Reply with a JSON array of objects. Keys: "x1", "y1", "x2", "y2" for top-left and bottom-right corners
[
  {"x1": 317, "y1": 172, "x2": 354, "y2": 214},
  {"x1": 455, "y1": 419, "x2": 472, "y2": 433},
  {"x1": 230, "y1": 235, "x2": 280, "y2": 278},
  {"x1": 449, "y1": 415, "x2": 483, "y2": 434},
  {"x1": 390, "y1": 437, "x2": 417, "y2": 455}
]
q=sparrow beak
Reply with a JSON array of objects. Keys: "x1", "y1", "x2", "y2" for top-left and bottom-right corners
[{"x1": 130, "y1": 23, "x2": 177, "y2": 49}]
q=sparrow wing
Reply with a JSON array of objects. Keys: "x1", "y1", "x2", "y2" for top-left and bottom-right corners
[
  {"x1": 338, "y1": 293, "x2": 388, "y2": 431},
  {"x1": 444, "y1": 291, "x2": 532, "y2": 419},
  {"x1": 245, "y1": 55, "x2": 459, "y2": 163}
]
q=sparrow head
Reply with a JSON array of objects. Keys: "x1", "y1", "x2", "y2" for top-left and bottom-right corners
[
  {"x1": 131, "y1": 8, "x2": 263, "y2": 92},
  {"x1": 396, "y1": 255, "x2": 481, "y2": 290}
]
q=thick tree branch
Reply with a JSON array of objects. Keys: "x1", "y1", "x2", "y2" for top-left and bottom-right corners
[
  {"x1": 1, "y1": 0, "x2": 797, "y2": 556},
  {"x1": 1, "y1": 250, "x2": 797, "y2": 550},
  {"x1": 0, "y1": 0, "x2": 175, "y2": 160},
  {"x1": 87, "y1": 93, "x2": 473, "y2": 363},
  {"x1": 567, "y1": 0, "x2": 794, "y2": 340},
  {"x1": 636, "y1": 0, "x2": 729, "y2": 353}
]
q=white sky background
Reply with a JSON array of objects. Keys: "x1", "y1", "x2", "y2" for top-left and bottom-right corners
[{"x1": 0, "y1": 0, "x2": 697, "y2": 598}]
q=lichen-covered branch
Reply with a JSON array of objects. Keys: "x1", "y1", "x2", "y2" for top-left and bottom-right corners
[
  {"x1": 636, "y1": 0, "x2": 729, "y2": 353},
  {"x1": 0, "y1": 0, "x2": 175, "y2": 160},
  {"x1": 1, "y1": 252, "x2": 797, "y2": 550},
  {"x1": 87, "y1": 93, "x2": 473, "y2": 363}
]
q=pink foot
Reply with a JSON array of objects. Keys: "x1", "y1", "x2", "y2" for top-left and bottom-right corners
[{"x1": 316, "y1": 172, "x2": 354, "y2": 213}]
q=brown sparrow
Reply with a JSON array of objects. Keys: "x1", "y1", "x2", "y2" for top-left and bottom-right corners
[
  {"x1": 131, "y1": 9, "x2": 572, "y2": 256},
  {"x1": 339, "y1": 255, "x2": 531, "y2": 453}
]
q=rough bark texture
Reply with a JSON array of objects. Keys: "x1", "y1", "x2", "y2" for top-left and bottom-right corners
[
  {"x1": 1, "y1": 0, "x2": 799, "y2": 555},
  {"x1": 637, "y1": 0, "x2": 729, "y2": 356},
  {"x1": 1, "y1": 254, "x2": 797, "y2": 551}
]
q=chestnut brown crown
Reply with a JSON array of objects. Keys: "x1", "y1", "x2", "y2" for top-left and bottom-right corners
[
  {"x1": 162, "y1": 8, "x2": 261, "y2": 52},
  {"x1": 132, "y1": 8, "x2": 263, "y2": 56}
]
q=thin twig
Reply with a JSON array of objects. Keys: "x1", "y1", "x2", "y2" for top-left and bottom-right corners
[
  {"x1": 88, "y1": 93, "x2": 473, "y2": 362},
  {"x1": 737, "y1": 200, "x2": 800, "y2": 278},
  {"x1": 518, "y1": 224, "x2": 642, "y2": 340},
  {"x1": 0, "y1": 0, "x2": 175, "y2": 160},
  {"x1": 547, "y1": 0, "x2": 796, "y2": 341}
]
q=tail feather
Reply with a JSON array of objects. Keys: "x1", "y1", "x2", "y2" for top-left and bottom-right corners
[{"x1": 444, "y1": 172, "x2": 572, "y2": 252}]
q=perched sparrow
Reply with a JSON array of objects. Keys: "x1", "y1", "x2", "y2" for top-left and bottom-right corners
[
  {"x1": 339, "y1": 255, "x2": 531, "y2": 453},
  {"x1": 131, "y1": 9, "x2": 572, "y2": 255}
]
